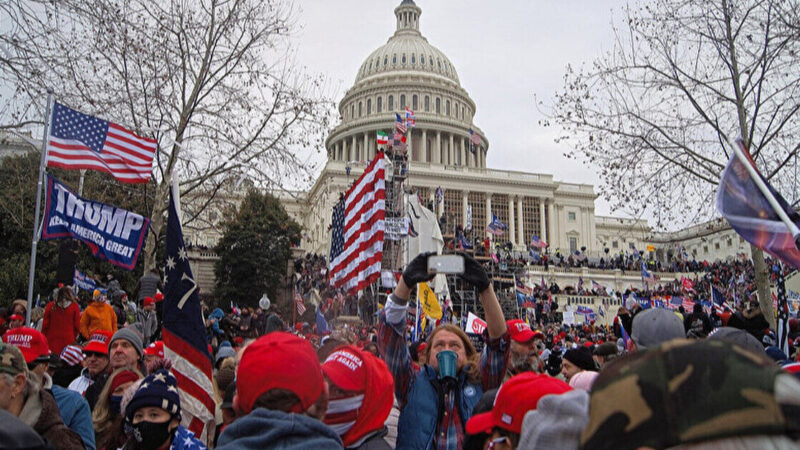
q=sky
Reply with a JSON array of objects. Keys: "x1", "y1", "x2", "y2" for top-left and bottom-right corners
[{"x1": 291, "y1": 0, "x2": 626, "y2": 217}]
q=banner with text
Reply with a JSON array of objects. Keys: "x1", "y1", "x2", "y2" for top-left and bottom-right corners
[
  {"x1": 73, "y1": 269, "x2": 97, "y2": 292},
  {"x1": 42, "y1": 175, "x2": 150, "y2": 270}
]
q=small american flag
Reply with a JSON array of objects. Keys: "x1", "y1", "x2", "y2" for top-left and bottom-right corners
[
  {"x1": 469, "y1": 128, "x2": 481, "y2": 146},
  {"x1": 405, "y1": 107, "x2": 416, "y2": 128},
  {"x1": 329, "y1": 152, "x2": 386, "y2": 293},
  {"x1": 46, "y1": 102, "x2": 156, "y2": 183},
  {"x1": 395, "y1": 113, "x2": 407, "y2": 133},
  {"x1": 295, "y1": 292, "x2": 307, "y2": 316}
]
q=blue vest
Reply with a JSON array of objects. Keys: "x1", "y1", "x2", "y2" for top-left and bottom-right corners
[{"x1": 396, "y1": 365, "x2": 482, "y2": 450}]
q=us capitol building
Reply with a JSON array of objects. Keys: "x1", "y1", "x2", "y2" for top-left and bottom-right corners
[{"x1": 282, "y1": 0, "x2": 648, "y2": 258}]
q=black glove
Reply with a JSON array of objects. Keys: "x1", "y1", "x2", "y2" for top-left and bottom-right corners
[
  {"x1": 458, "y1": 252, "x2": 490, "y2": 292},
  {"x1": 402, "y1": 251, "x2": 436, "y2": 286}
]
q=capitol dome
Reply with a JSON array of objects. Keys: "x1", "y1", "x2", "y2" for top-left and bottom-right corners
[{"x1": 326, "y1": 0, "x2": 488, "y2": 169}]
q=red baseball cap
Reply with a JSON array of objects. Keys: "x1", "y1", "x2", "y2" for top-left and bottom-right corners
[
  {"x1": 236, "y1": 332, "x2": 323, "y2": 415},
  {"x1": 322, "y1": 346, "x2": 368, "y2": 392},
  {"x1": 3, "y1": 327, "x2": 51, "y2": 363},
  {"x1": 83, "y1": 330, "x2": 113, "y2": 355},
  {"x1": 143, "y1": 297, "x2": 155, "y2": 307},
  {"x1": 143, "y1": 341, "x2": 164, "y2": 358},
  {"x1": 9, "y1": 314, "x2": 24, "y2": 322},
  {"x1": 465, "y1": 373, "x2": 572, "y2": 435},
  {"x1": 154, "y1": 292, "x2": 164, "y2": 302},
  {"x1": 506, "y1": 319, "x2": 536, "y2": 343}
]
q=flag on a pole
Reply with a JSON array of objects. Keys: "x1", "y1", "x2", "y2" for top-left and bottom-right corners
[
  {"x1": 717, "y1": 139, "x2": 800, "y2": 268},
  {"x1": 391, "y1": 132, "x2": 407, "y2": 152},
  {"x1": 435, "y1": 186, "x2": 444, "y2": 204},
  {"x1": 516, "y1": 280, "x2": 532, "y2": 296},
  {"x1": 465, "y1": 205, "x2": 473, "y2": 232},
  {"x1": 295, "y1": 292, "x2": 307, "y2": 316},
  {"x1": 456, "y1": 229, "x2": 473, "y2": 250},
  {"x1": 405, "y1": 107, "x2": 416, "y2": 128},
  {"x1": 418, "y1": 282, "x2": 442, "y2": 320},
  {"x1": 711, "y1": 286, "x2": 730, "y2": 312},
  {"x1": 591, "y1": 280, "x2": 606, "y2": 293},
  {"x1": 46, "y1": 102, "x2": 156, "y2": 183},
  {"x1": 328, "y1": 152, "x2": 386, "y2": 294},
  {"x1": 468, "y1": 128, "x2": 481, "y2": 154},
  {"x1": 641, "y1": 262, "x2": 656, "y2": 285},
  {"x1": 395, "y1": 113, "x2": 407, "y2": 133},
  {"x1": 376, "y1": 131, "x2": 389, "y2": 146},
  {"x1": 530, "y1": 235, "x2": 548, "y2": 249},
  {"x1": 162, "y1": 177, "x2": 215, "y2": 441},
  {"x1": 485, "y1": 213, "x2": 507, "y2": 236}
]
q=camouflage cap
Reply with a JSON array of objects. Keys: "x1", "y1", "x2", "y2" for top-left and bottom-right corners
[
  {"x1": 0, "y1": 342, "x2": 28, "y2": 376},
  {"x1": 580, "y1": 339, "x2": 800, "y2": 450}
]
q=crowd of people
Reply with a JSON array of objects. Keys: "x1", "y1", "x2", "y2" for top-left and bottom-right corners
[{"x1": 0, "y1": 250, "x2": 798, "y2": 449}]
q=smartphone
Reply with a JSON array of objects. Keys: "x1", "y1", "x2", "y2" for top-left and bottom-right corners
[{"x1": 427, "y1": 254, "x2": 464, "y2": 274}]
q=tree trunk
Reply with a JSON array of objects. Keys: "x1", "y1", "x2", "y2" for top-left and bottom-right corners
[
  {"x1": 144, "y1": 181, "x2": 170, "y2": 272},
  {"x1": 750, "y1": 245, "x2": 776, "y2": 329}
]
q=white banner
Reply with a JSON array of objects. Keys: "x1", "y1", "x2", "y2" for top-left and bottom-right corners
[
  {"x1": 465, "y1": 311, "x2": 486, "y2": 335},
  {"x1": 563, "y1": 311, "x2": 575, "y2": 326},
  {"x1": 384, "y1": 217, "x2": 409, "y2": 241}
]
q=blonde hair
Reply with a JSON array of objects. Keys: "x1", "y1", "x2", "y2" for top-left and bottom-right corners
[
  {"x1": 92, "y1": 367, "x2": 143, "y2": 436},
  {"x1": 425, "y1": 324, "x2": 481, "y2": 383}
]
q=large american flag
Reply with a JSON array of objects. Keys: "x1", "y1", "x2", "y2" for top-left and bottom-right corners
[
  {"x1": 162, "y1": 179, "x2": 215, "y2": 442},
  {"x1": 46, "y1": 102, "x2": 156, "y2": 183},
  {"x1": 329, "y1": 152, "x2": 386, "y2": 293}
]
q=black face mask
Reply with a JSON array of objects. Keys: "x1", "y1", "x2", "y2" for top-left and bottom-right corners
[{"x1": 131, "y1": 420, "x2": 174, "y2": 450}]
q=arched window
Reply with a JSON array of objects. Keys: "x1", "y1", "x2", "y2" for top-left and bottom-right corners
[
  {"x1": 402, "y1": 54, "x2": 406, "y2": 64},
  {"x1": 358, "y1": 102, "x2": 362, "y2": 117},
  {"x1": 411, "y1": 54, "x2": 416, "y2": 64},
  {"x1": 437, "y1": 59, "x2": 441, "y2": 70},
  {"x1": 462, "y1": 106, "x2": 466, "y2": 120},
  {"x1": 446, "y1": 100, "x2": 450, "y2": 116},
  {"x1": 400, "y1": 94, "x2": 406, "y2": 109},
  {"x1": 425, "y1": 96, "x2": 430, "y2": 111},
  {"x1": 384, "y1": 57, "x2": 388, "y2": 66},
  {"x1": 367, "y1": 99, "x2": 372, "y2": 114},
  {"x1": 392, "y1": 54, "x2": 397, "y2": 64},
  {"x1": 412, "y1": 94, "x2": 418, "y2": 110},
  {"x1": 421, "y1": 55, "x2": 425, "y2": 65},
  {"x1": 436, "y1": 98, "x2": 441, "y2": 113},
  {"x1": 389, "y1": 95, "x2": 394, "y2": 111},
  {"x1": 377, "y1": 97, "x2": 383, "y2": 113},
  {"x1": 351, "y1": 105, "x2": 354, "y2": 119}
]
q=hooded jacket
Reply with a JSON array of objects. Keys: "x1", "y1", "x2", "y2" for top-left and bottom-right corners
[
  {"x1": 41, "y1": 300, "x2": 81, "y2": 354},
  {"x1": 216, "y1": 408, "x2": 342, "y2": 450},
  {"x1": 18, "y1": 385, "x2": 84, "y2": 450},
  {"x1": 79, "y1": 301, "x2": 118, "y2": 339}
]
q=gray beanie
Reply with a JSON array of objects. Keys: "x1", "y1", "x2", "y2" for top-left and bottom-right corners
[
  {"x1": 215, "y1": 346, "x2": 236, "y2": 364},
  {"x1": 518, "y1": 389, "x2": 589, "y2": 450},
  {"x1": 109, "y1": 327, "x2": 144, "y2": 357}
]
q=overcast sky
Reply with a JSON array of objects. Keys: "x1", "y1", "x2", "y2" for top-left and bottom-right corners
[{"x1": 292, "y1": 0, "x2": 626, "y2": 217}]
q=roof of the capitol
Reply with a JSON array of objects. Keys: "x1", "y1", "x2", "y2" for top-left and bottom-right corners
[{"x1": 354, "y1": 1, "x2": 461, "y2": 85}]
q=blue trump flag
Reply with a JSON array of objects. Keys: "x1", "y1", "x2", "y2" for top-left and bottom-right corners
[{"x1": 162, "y1": 178, "x2": 215, "y2": 439}]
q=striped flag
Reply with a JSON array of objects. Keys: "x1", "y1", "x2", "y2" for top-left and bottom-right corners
[
  {"x1": 395, "y1": 113, "x2": 407, "y2": 133},
  {"x1": 328, "y1": 152, "x2": 386, "y2": 293},
  {"x1": 162, "y1": 177, "x2": 214, "y2": 441},
  {"x1": 376, "y1": 131, "x2": 389, "y2": 146},
  {"x1": 295, "y1": 292, "x2": 307, "y2": 316},
  {"x1": 405, "y1": 107, "x2": 416, "y2": 128},
  {"x1": 46, "y1": 102, "x2": 156, "y2": 183}
]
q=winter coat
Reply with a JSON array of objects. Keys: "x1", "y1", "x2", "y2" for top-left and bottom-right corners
[
  {"x1": 51, "y1": 385, "x2": 96, "y2": 450},
  {"x1": 217, "y1": 408, "x2": 343, "y2": 449},
  {"x1": 42, "y1": 301, "x2": 81, "y2": 354},
  {"x1": 79, "y1": 301, "x2": 118, "y2": 339},
  {"x1": 136, "y1": 272, "x2": 162, "y2": 302},
  {"x1": 18, "y1": 387, "x2": 84, "y2": 450},
  {"x1": 134, "y1": 309, "x2": 158, "y2": 345}
]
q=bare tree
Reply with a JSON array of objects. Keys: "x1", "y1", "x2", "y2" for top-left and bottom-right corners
[
  {"x1": 544, "y1": 0, "x2": 800, "y2": 326},
  {"x1": 0, "y1": 0, "x2": 332, "y2": 269}
]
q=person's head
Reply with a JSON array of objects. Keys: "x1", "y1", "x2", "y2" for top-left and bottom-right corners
[
  {"x1": 506, "y1": 320, "x2": 541, "y2": 373},
  {"x1": 7, "y1": 315, "x2": 24, "y2": 329},
  {"x1": 362, "y1": 341, "x2": 379, "y2": 357},
  {"x1": 321, "y1": 345, "x2": 393, "y2": 446},
  {"x1": 581, "y1": 339, "x2": 800, "y2": 449},
  {"x1": 568, "y1": 370, "x2": 598, "y2": 391},
  {"x1": 10, "y1": 300, "x2": 26, "y2": 317},
  {"x1": 235, "y1": 332, "x2": 327, "y2": 420},
  {"x1": 0, "y1": 343, "x2": 30, "y2": 417},
  {"x1": 630, "y1": 308, "x2": 685, "y2": 352},
  {"x1": 3, "y1": 327, "x2": 51, "y2": 381},
  {"x1": 108, "y1": 328, "x2": 143, "y2": 370},
  {"x1": 426, "y1": 324, "x2": 480, "y2": 380},
  {"x1": 142, "y1": 341, "x2": 164, "y2": 367},
  {"x1": 94, "y1": 367, "x2": 143, "y2": 428},
  {"x1": 56, "y1": 286, "x2": 76, "y2": 306},
  {"x1": 465, "y1": 373, "x2": 572, "y2": 449},
  {"x1": 592, "y1": 342, "x2": 618, "y2": 368},
  {"x1": 707, "y1": 327, "x2": 765, "y2": 356},
  {"x1": 142, "y1": 297, "x2": 155, "y2": 312},
  {"x1": 125, "y1": 369, "x2": 181, "y2": 450},
  {"x1": 518, "y1": 389, "x2": 590, "y2": 450},
  {"x1": 83, "y1": 330, "x2": 113, "y2": 376},
  {"x1": 562, "y1": 348, "x2": 595, "y2": 382}
]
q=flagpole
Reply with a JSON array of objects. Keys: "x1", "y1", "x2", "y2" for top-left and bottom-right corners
[
  {"x1": 512, "y1": 273, "x2": 521, "y2": 319},
  {"x1": 729, "y1": 138, "x2": 800, "y2": 242},
  {"x1": 25, "y1": 93, "x2": 54, "y2": 323}
]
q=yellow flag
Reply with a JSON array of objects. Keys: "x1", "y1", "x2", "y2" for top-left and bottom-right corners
[{"x1": 418, "y1": 282, "x2": 442, "y2": 320}]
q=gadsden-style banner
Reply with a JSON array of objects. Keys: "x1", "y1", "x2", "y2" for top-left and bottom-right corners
[{"x1": 41, "y1": 175, "x2": 150, "y2": 270}]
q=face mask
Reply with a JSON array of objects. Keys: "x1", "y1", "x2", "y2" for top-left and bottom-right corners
[
  {"x1": 131, "y1": 420, "x2": 174, "y2": 450},
  {"x1": 109, "y1": 395, "x2": 122, "y2": 415}
]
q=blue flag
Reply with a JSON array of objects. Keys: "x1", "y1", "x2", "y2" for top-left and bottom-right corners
[
  {"x1": 162, "y1": 178, "x2": 215, "y2": 437},
  {"x1": 316, "y1": 307, "x2": 329, "y2": 334}
]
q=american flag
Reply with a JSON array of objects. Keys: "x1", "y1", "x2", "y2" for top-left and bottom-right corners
[
  {"x1": 161, "y1": 178, "x2": 215, "y2": 441},
  {"x1": 46, "y1": 102, "x2": 156, "y2": 183},
  {"x1": 391, "y1": 133, "x2": 407, "y2": 153},
  {"x1": 295, "y1": 292, "x2": 307, "y2": 316},
  {"x1": 405, "y1": 107, "x2": 416, "y2": 127},
  {"x1": 395, "y1": 113, "x2": 407, "y2": 133},
  {"x1": 591, "y1": 280, "x2": 606, "y2": 293},
  {"x1": 641, "y1": 261, "x2": 656, "y2": 285},
  {"x1": 530, "y1": 235, "x2": 548, "y2": 249},
  {"x1": 329, "y1": 152, "x2": 386, "y2": 293},
  {"x1": 469, "y1": 128, "x2": 481, "y2": 146}
]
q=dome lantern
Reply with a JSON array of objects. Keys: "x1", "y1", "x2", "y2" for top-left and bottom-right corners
[{"x1": 394, "y1": 0, "x2": 422, "y2": 36}]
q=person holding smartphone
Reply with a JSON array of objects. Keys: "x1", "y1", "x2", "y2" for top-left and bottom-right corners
[{"x1": 377, "y1": 252, "x2": 509, "y2": 450}]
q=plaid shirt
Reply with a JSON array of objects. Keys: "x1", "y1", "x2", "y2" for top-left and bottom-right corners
[{"x1": 378, "y1": 296, "x2": 509, "y2": 450}]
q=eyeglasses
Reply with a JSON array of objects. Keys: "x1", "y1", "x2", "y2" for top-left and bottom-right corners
[
  {"x1": 83, "y1": 352, "x2": 105, "y2": 359},
  {"x1": 488, "y1": 436, "x2": 509, "y2": 449}
]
